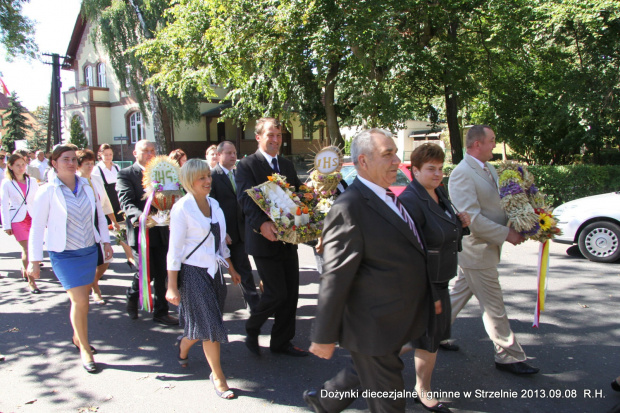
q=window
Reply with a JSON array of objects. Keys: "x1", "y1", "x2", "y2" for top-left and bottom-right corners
[
  {"x1": 129, "y1": 112, "x2": 144, "y2": 143},
  {"x1": 84, "y1": 66, "x2": 94, "y2": 87},
  {"x1": 97, "y1": 63, "x2": 106, "y2": 87}
]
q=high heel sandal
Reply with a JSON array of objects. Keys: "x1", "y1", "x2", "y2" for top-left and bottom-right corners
[
  {"x1": 72, "y1": 340, "x2": 98, "y2": 355},
  {"x1": 177, "y1": 336, "x2": 189, "y2": 367},
  {"x1": 82, "y1": 360, "x2": 99, "y2": 373},
  {"x1": 210, "y1": 372, "x2": 235, "y2": 399}
]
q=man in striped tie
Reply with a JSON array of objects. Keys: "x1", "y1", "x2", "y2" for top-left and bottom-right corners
[{"x1": 305, "y1": 128, "x2": 436, "y2": 413}]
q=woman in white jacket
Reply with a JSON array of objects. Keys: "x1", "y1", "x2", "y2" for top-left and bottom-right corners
[
  {"x1": 166, "y1": 159, "x2": 240, "y2": 399},
  {"x1": 27, "y1": 145, "x2": 113, "y2": 374},
  {"x1": 1, "y1": 153, "x2": 39, "y2": 292},
  {"x1": 77, "y1": 149, "x2": 119, "y2": 305}
]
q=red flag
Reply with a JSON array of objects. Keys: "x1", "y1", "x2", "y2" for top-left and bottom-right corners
[{"x1": 0, "y1": 78, "x2": 10, "y2": 96}]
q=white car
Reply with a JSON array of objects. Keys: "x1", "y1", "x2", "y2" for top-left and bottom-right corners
[{"x1": 553, "y1": 192, "x2": 620, "y2": 263}]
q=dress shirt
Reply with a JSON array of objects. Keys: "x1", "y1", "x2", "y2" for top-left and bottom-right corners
[
  {"x1": 92, "y1": 161, "x2": 120, "y2": 184},
  {"x1": 258, "y1": 148, "x2": 278, "y2": 170},
  {"x1": 356, "y1": 175, "x2": 402, "y2": 219},
  {"x1": 30, "y1": 158, "x2": 48, "y2": 181},
  {"x1": 167, "y1": 194, "x2": 230, "y2": 277}
]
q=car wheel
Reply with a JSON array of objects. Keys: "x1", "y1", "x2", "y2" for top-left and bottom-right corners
[{"x1": 577, "y1": 221, "x2": 620, "y2": 263}]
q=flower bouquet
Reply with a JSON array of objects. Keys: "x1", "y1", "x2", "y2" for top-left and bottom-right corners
[
  {"x1": 246, "y1": 174, "x2": 324, "y2": 244},
  {"x1": 496, "y1": 161, "x2": 561, "y2": 327}
]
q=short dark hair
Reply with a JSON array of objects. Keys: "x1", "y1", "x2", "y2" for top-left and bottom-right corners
[
  {"x1": 169, "y1": 148, "x2": 187, "y2": 163},
  {"x1": 97, "y1": 143, "x2": 113, "y2": 160},
  {"x1": 76, "y1": 149, "x2": 96, "y2": 166},
  {"x1": 217, "y1": 140, "x2": 236, "y2": 153},
  {"x1": 255, "y1": 117, "x2": 281, "y2": 135},
  {"x1": 465, "y1": 125, "x2": 492, "y2": 148},
  {"x1": 410, "y1": 143, "x2": 445, "y2": 170}
]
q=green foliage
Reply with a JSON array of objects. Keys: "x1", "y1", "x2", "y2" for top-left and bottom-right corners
[
  {"x1": 2, "y1": 92, "x2": 30, "y2": 152},
  {"x1": 29, "y1": 105, "x2": 48, "y2": 151},
  {"x1": 69, "y1": 116, "x2": 88, "y2": 149},
  {"x1": 0, "y1": 0, "x2": 37, "y2": 60},
  {"x1": 529, "y1": 164, "x2": 620, "y2": 206}
]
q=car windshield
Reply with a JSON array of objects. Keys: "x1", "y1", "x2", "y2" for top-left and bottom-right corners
[{"x1": 340, "y1": 165, "x2": 411, "y2": 187}]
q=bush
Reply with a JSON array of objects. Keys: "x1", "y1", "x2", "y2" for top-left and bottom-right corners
[
  {"x1": 528, "y1": 165, "x2": 620, "y2": 206},
  {"x1": 442, "y1": 163, "x2": 620, "y2": 206}
]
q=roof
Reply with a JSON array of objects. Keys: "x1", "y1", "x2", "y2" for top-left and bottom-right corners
[
  {"x1": 62, "y1": 13, "x2": 87, "y2": 70},
  {"x1": 0, "y1": 92, "x2": 10, "y2": 109},
  {"x1": 201, "y1": 102, "x2": 233, "y2": 117}
]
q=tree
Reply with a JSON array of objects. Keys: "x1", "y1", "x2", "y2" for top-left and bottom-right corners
[
  {"x1": 69, "y1": 116, "x2": 88, "y2": 149},
  {"x1": 2, "y1": 92, "x2": 30, "y2": 152},
  {"x1": 82, "y1": 0, "x2": 201, "y2": 154},
  {"x1": 29, "y1": 104, "x2": 48, "y2": 151},
  {"x1": 0, "y1": 0, "x2": 37, "y2": 60}
]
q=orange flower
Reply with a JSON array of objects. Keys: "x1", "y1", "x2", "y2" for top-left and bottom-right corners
[
  {"x1": 285, "y1": 183, "x2": 290, "y2": 188},
  {"x1": 268, "y1": 176, "x2": 274, "y2": 181},
  {"x1": 302, "y1": 207, "x2": 309, "y2": 214},
  {"x1": 296, "y1": 207, "x2": 302, "y2": 216},
  {"x1": 303, "y1": 193, "x2": 314, "y2": 201}
]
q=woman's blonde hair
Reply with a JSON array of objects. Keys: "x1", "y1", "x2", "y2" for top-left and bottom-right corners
[{"x1": 179, "y1": 158, "x2": 211, "y2": 196}]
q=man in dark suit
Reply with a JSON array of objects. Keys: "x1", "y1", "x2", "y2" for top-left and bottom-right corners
[
  {"x1": 210, "y1": 140, "x2": 260, "y2": 312},
  {"x1": 305, "y1": 129, "x2": 434, "y2": 413},
  {"x1": 235, "y1": 117, "x2": 307, "y2": 357},
  {"x1": 116, "y1": 139, "x2": 178, "y2": 325}
]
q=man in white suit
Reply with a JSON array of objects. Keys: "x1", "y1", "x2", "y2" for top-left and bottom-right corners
[{"x1": 447, "y1": 125, "x2": 539, "y2": 375}]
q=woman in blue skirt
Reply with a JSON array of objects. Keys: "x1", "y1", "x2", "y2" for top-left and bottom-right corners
[
  {"x1": 166, "y1": 159, "x2": 241, "y2": 399},
  {"x1": 28, "y1": 144, "x2": 113, "y2": 373}
]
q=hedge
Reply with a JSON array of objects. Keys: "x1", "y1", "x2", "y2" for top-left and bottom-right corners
[{"x1": 442, "y1": 164, "x2": 620, "y2": 207}]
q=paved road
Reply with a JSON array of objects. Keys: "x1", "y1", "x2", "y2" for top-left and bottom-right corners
[{"x1": 1, "y1": 230, "x2": 619, "y2": 413}]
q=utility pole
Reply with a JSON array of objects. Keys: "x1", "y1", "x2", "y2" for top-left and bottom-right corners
[{"x1": 43, "y1": 53, "x2": 68, "y2": 152}]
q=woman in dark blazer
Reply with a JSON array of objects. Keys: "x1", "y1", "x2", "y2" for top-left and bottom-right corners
[{"x1": 399, "y1": 143, "x2": 470, "y2": 413}]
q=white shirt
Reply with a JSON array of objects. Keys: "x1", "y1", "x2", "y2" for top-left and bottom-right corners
[
  {"x1": 167, "y1": 194, "x2": 230, "y2": 277},
  {"x1": 357, "y1": 175, "x2": 403, "y2": 219},
  {"x1": 92, "y1": 161, "x2": 120, "y2": 184},
  {"x1": 30, "y1": 158, "x2": 48, "y2": 181},
  {"x1": 259, "y1": 148, "x2": 278, "y2": 170}
]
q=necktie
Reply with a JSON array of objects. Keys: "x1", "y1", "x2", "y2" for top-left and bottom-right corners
[
  {"x1": 386, "y1": 190, "x2": 424, "y2": 249},
  {"x1": 227, "y1": 170, "x2": 236, "y2": 193},
  {"x1": 483, "y1": 165, "x2": 495, "y2": 184},
  {"x1": 271, "y1": 157, "x2": 280, "y2": 173}
]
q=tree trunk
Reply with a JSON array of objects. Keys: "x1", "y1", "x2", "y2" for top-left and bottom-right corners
[
  {"x1": 324, "y1": 59, "x2": 344, "y2": 148},
  {"x1": 126, "y1": 0, "x2": 168, "y2": 154},
  {"x1": 444, "y1": 20, "x2": 463, "y2": 164},
  {"x1": 445, "y1": 83, "x2": 462, "y2": 164}
]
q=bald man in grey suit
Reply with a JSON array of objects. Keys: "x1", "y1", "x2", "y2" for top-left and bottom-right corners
[{"x1": 447, "y1": 125, "x2": 538, "y2": 375}]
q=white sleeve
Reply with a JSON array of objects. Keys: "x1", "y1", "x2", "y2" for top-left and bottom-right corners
[
  {"x1": 29, "y1": 186, "x2": 51, "y2": 262},
  {"x1": 1, "y1": 180, "x2": 11, "y2": 230},
  {"x1": 167, "y1": 201, "x2": 188, "y2": 271}
]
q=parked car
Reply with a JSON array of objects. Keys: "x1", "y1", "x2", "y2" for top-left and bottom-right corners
[
  {"x1": 552, "y1": 192, "x2": 620, "y2": 263},
  {"x1": 340, "y1": 162, "x2": 412, "y2": 195}
]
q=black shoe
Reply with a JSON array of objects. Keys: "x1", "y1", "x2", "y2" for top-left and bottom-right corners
[
  {"x1": 82, "y1": 361, "x2": 99, "y2": 373},
  {"x1": 126, "y1": 300, "x2": 138, "y2": 319},
  {"x1": 612, "y1": 379, "x2": 620, "y2": 392},
  {"x1": 153, "y1": 315, "x2": 179, "y2": 326},
  {"x1": 495, "y1": 361, "x2": 539, "y2": 375},
  {"x1": 29, "y1": 287, "x2": 42, "y2": 294},
  {"x1": 126, "y1": 260, "x2": 136, "y2": 270},
  {"x1": 303, "y1": 389, "x2": 327, "y2": 413},
  {"x1": 438, "y1": 341, "x2": 459, "y2": 351},
  {"x1": 414, "y1": 396, "x2": 452, "y2": 413},
  {"x1": 271, "y1": 344, "x2": 309, "y2": 357},
  {"x1": 245, "y1": 335, "x2": 261, "y2": 356}
]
